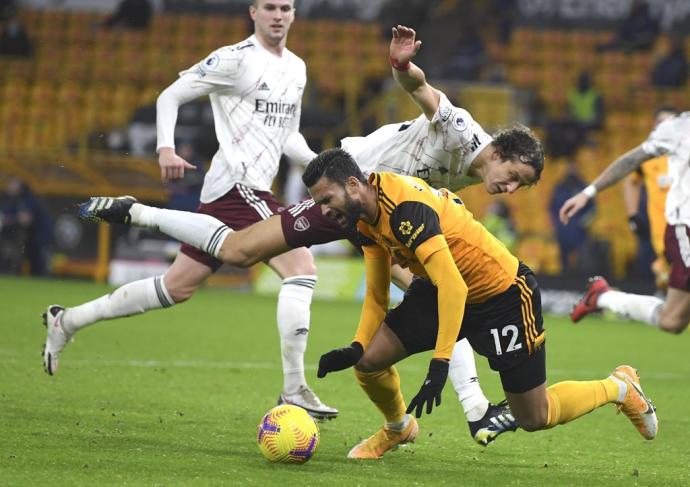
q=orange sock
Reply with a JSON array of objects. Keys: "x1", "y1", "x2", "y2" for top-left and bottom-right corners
[
  {"x1": 546, "y1": 378, "x2": 619, "y2": 427},
  {"x1": 354, "y1": 366, "x2": 406, "y2": 424}
]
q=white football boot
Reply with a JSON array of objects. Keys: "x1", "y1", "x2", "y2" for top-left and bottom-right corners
[
  {"x1": 42, "y1": 305, "x2": 72, "y2": 376},
  {"x1": 278, "y1": 385, "x2": 339, "y2": 420}
]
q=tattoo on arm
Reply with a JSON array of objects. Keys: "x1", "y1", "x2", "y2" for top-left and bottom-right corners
[{"x1": 593, "y1": 146, "x2": 650, "y2": 192}]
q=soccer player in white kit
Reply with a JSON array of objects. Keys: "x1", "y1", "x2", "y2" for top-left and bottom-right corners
[
  {"x1": 76, "y1": 26, "x2": 544, "y2": 445},
  {"x1": 561, "y1": 111, "x2": 690, "y2": 334},
  {"x1": 41, "y1": 0, "x2": 338, "y2": 419}
]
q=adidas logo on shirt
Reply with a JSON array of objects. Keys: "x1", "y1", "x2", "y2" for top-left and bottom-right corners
[{"x1": 258, "y1": 82, "x2": 270, "y2": 91}]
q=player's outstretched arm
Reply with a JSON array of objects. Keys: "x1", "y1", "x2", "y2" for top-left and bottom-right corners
[
  {"x1": 559, "y1": 145, "x2": 650, "y2": 224},
  {"x1": 390, "y1": 25, "x2": 440, "y2": 120}
]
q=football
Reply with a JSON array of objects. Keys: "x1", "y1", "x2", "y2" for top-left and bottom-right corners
[{"x1": 257, "y1": 405, "x2": 320, "y2": 464}]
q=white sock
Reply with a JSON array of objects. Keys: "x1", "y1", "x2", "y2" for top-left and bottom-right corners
[
  {"x1": 608, "y1": 374, "x2": 628, "y2": 403},
  {"x1": 61, "y1": 275, "x2": 174, "y2": 335},
  {"x1": 386, "y1": 414, "x2": 411, "y2": 432},
  {"x1": 449, "y1": 338, "x2": 490, "y2": 421},
  {"x1": 277, "y1": 275, "x2": 317, "y2": 394},
  {"x1": 597, "y1": 290, "x2": 664, "y2": 326},
  {"x1": 129, "y1": 203, "x2": 232, "y2": 258}
]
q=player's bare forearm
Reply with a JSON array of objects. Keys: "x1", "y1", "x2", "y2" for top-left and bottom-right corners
[
  {"x1": 591, "y1": 146, "x2": 649, "y2": 193},
  {"x1": 394, "y1": 65, "x2": 440, "y2": 120},
  {"x1": 392, "y1": 62, "x2": 425, "y2": 93},
  {"x1": 562, "y1": 148, "x2": 647, "y2": 224}
]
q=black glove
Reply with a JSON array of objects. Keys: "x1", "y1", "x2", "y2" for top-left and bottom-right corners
[
  {"x1": 317, "y1": 342, "x2": 363, "y2": 378},
  {"x1": 628, "y1": 214, "x2": 649, "y2": 238},
  {"x1": 406, "y1": 359, "x2": 449, "y2": 418}
]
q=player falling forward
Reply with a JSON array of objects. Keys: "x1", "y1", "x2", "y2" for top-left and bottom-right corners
[
  {"x1": 304, "y1": 149, "x2": 657, "y2": 459},
  {"x1": 72, "y1": 25, "x2": 543, "y2": 445},
  {"x1": 41, "y1": 0, "x2": 338, "y2": 419},
  {"x1": 561, "y1": 110, "x2": 690, "y2": 335}
]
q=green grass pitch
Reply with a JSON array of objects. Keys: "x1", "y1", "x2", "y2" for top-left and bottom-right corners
[{"x1": 1, "y1": 276, "x2": 688, "y2": 486}]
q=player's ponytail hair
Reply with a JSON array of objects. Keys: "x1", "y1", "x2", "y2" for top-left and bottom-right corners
[
  {"x1": 302, "y1": 148, "x2": 367, "y2": 188},
  {"x1": 492, "y1": 124, "x2": 544, "y2": 183}
]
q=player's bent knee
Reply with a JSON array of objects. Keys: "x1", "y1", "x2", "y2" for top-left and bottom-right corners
[
  {"x1": 512, "y1": 409, "x2": 548, "y2": 432},
  {"x1": 282, "y1": 249, "x2": 317, "y2": 276},
  {"x1": 166, "y1": 284, "x2": 198, "y2": 303},
  {"x1": 519, "y1": 419, "x2": 548, "y2": 432},
  {"x1": 216, "y1": 233, "x2": 261, "y2": 267},
  {"x1": 659, "y1": 319, "x2": 688, "y2": 334},
  {"x1": 218, "y1": 246, "x2": 256, "y2": 267},
  {"x1": 294, "y1": 259, "x2": 317, "y2": 276},
  {"x1": 354, "y1": 358, "x2": 386, "y2": 374},
  {"x1": 516, "y1": 417, "x2": 548, "y2": 432}
]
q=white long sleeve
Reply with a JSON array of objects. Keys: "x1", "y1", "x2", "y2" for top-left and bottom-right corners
[
  {"x1": 156, "y1": 75, "x2": 216, "y2": 152},
  {"x1": 283, "y1": 131, "x2": 317, "y2": 167}
]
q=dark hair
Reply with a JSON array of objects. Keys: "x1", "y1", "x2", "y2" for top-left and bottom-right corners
[
  {"x1": 492, "y1": 124, "x2": 544, "y2": 183},
  {"x1": 302, "y1": 148, "x2": 367, "y2": 187}
]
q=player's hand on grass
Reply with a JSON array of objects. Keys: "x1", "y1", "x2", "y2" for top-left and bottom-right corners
[
  {"x1": 559, "y1": 192, "x2": 589, "y2": 225},
  {"x1": 317, "y1": 342, "x2": 363, "y2": 378},
  {"x1": 158, "y1": 147, "x2": 197, "y2": 183},
  {"x1": 390, "y1": 25, "x2": 422, "y2": 66},
  {"x1": 406, "y1": 359, "x2": 449, "y2": 418}
]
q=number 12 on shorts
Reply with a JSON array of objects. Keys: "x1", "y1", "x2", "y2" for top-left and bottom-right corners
[{"x1": 490, "y1": 325, "x2": 523, "y2": 356}]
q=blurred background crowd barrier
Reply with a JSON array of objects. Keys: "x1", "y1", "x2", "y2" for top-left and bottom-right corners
[{"x1": 1, "y1": 0, "x2": 688, "y2": 299}]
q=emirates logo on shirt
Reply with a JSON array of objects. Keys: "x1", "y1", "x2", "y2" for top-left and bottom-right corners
[{"x1": 256, "y1": 99, "x2": 296, "y2": 128}]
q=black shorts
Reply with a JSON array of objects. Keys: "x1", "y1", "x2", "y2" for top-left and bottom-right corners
[{"x1": 384, "y1": 263, "x2": 546, "y2": 394}]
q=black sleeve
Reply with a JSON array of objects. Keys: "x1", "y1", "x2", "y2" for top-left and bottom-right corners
[{"x1": 390, "y1": 201, "x2": 442, "y2": 252}]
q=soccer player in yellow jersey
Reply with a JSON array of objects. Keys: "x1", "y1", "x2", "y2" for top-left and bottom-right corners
[
  {"x1": 623, "y1": 108, "x2": 676, "y2": 288},
  {"x1": 303, "y1": 148, "x2": 658, "y2": 459}
]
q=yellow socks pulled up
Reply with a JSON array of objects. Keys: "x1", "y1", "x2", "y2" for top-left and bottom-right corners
[
  {"x1": 546, "y1": 378, "x2": 620, "y2": 427},
  {"x1": 354, "y1": 366, "x2": 406, "y2": 424}
]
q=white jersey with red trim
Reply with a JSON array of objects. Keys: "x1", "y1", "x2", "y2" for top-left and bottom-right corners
[
  {"x1": 341, "y1": 93, "x2": 492, "y2": 191},
  {"x1": 179, "y1": 35, "x2": 306, "y2": 202},
  {"x1": 641, "y1": 112, "x2": 690, "y2": 226}
]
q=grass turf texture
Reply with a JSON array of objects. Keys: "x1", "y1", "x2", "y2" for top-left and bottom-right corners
[{"x1": 1, "y1": 276, "x2": 688, "y2": 486}]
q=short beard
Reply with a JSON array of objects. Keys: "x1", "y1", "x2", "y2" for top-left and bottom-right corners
[{"x1": 342, "y1": 196, "x2": 363, "y2": 231}]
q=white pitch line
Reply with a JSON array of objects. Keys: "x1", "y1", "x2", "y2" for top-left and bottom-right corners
[{"x1": 1, "y1": 349, "x2": 686, "y2": 380}]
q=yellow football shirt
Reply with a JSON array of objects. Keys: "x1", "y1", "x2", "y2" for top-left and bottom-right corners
[
  {"x1": 636, "y1": 156, "x2": 670, "y2": 257},
  {"x1": 353, "y1": 172, "x2": 518, "y2": 359}
]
